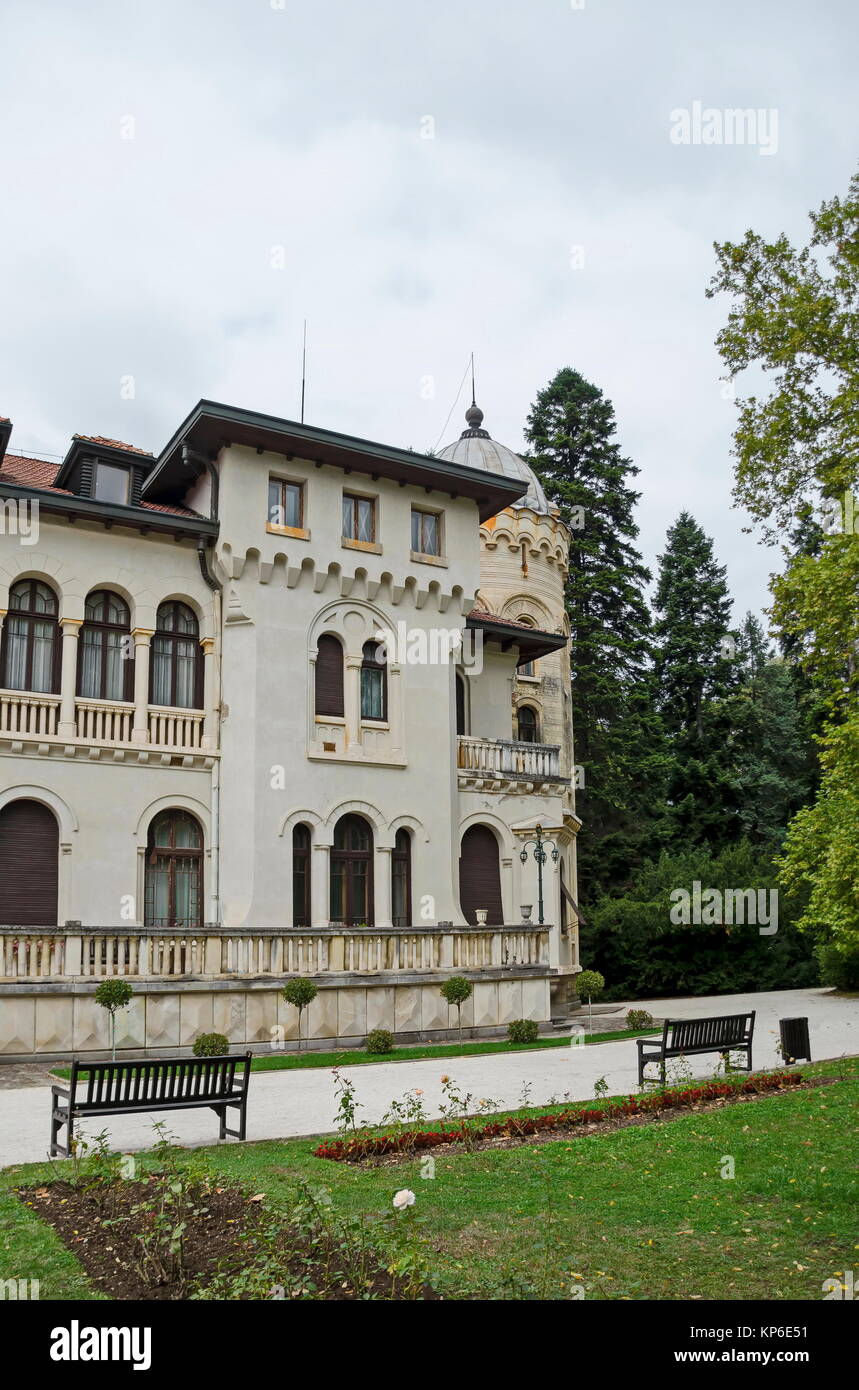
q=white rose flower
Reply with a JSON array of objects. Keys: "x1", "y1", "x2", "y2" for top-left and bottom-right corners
[{"x1": 393, "y1": 1188, "x2": 416, "y2": 1210}]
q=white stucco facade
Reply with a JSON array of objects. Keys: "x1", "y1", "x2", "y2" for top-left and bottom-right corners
[{"x1": 0, "y1": 401, "x2": 580, "y2": 1056}]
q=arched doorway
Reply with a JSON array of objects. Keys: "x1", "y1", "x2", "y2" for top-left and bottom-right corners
[
  {"x1": 144, "y1": 809, "x2": 204, "y2": 929},
  {"x1": 0, "y1": 799, "x2": 59, "y2": 925},
  {"x1": 459, "y1": 824, "x2": 503, "y2": 925},
  {"x1": 330, "y1": 814, "x2": 374, "y2": 925}
]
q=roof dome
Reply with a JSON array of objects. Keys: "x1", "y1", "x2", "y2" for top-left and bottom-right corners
[{"x1": 438, "y1": 403, "x2": 550, "y2": 515}]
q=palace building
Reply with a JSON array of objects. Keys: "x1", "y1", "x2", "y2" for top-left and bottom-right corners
[{"x1": 0, "y1": 400, "x2": 581, "y2": 1058}]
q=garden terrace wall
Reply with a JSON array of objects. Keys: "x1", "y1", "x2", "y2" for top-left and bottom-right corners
[{"x1": 0, "y1": 924, "x2": 552, "y2": 1058}]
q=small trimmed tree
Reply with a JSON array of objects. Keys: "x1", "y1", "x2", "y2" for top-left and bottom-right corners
[
  {"x1": 281, "y1": 977, "x2": 318, "y2": 1051},
  {"x1": 576, "y1": 969, "x2": 605, "y2": 1034},
  {"x1": 94, "y1": 978, "x2": 134, "y2": 1060},
  {"x1": 440, "y1": 975, "x2": 473, "y2": 1046}
]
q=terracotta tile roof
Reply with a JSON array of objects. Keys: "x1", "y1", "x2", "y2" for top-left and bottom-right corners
[
  {"x1": 73, "y1": 434, "x2": 154, "y2": 458},
  {"x1": 467, "y1": 609, "x2": 564, "y2": 641},
  {"x1": 0, "y1": 453, "x2": 203, "y2": 520},
  {"x1": 0, "y1": 454, "x2": 74, "y2": 494},
  {"x1": 469, "y1": 609, "x2": 537, "y2": 631}
]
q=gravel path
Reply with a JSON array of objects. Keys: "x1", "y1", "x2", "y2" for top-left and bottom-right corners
[{"x1": 0, "y1": 987, "x2": 854, "y2": 1168}]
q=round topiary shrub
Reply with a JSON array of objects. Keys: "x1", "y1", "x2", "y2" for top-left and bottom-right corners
[
  {"x1": 192, "y1": 1032, "x2": 230, "y2": 1057},
  {"x1": 507, "y1": 1019, "x2": 539, "y2": 1045},
  {"x1": 365, "y1": 1028, "x2": 394, "y2": 1055},
  {"x1": 576, "y1": 970, "x2": 605, "y2": 1002},
  {"x1": 626, "y1": 1009, "x2": 654, "y2": 1030}
]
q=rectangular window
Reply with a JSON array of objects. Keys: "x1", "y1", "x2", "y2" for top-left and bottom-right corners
[
  {"x1": 93, "y1": 463, "x2": 130, "y2": 504},
  {"x1": 342, "y1": 493, "x2": 375, "y2": 543},
  {"x1": 268, "y1": 478, "x2": 303, "y2": 529},
  {"x1": 360, "y1": 666, "x2": 385, "y2": 720},
  {"x1": 411, "y1": 508, "x2": 440, "y2": 556}
]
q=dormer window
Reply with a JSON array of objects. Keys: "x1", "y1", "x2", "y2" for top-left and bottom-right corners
[{"x1": 93, "y1": 462, "x2": 130, "y2": 504}]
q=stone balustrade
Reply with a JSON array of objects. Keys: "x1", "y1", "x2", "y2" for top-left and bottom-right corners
[
  {"x1": 457, "y1": 734, "x2": 561, "y2": 782},
  {"x1": 0, "y1": 923, "x2": 551, "y2": 983},
  {"x1": 0, "y1": 690, "x2": 205, "y2": 754},
  {"x1": 0, "y1": 690, "x2": 60, "y2": 737}
]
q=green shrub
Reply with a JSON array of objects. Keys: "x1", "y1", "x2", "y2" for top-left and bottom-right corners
[
  {"x1": 365, "y1": 1028, "x2": 394, "y2": 1055},
  {"x1": 192, "y1": 1032, "x2": 230, "y2": 1058},
  {"x1": 818, "y1": 941, "x2": 859, "y2": 991},
  {"x1": 626, "y1": 1009, "x2": 654, "y2": 1030},
  {"x1": 507, "y1": 1019, "x2": 539, "y2": 1044}
]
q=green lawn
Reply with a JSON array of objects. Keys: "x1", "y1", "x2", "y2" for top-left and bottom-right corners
[
  {"x1": 4, "y1": 1056, "x2": 856, "y2": 1300},
  {"x1": 50, "y1": 1025, "x2": 661, "y2": 1079}
]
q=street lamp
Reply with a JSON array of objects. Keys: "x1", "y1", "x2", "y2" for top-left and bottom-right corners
[{"x1": 519, "y1": 824, "x2": 560, "y2": 926}]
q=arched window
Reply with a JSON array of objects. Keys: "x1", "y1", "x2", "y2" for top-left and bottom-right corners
[
  {"x1": 144, "y1": 809, "x2": 203, "y2": 929},
  {"x1": 360, "y1": 640, "x2": 387, "y2": 721},
  {"x1": 392, "y1": 828, "x2": 412, "y2": 928},
  {"x1": 78, "y1": 590, "x2": 132, "y2": 701},
  {"x1": 455, "y1": 672, "x2": 467, "y2": 736},
  {"x1": 459, "y1": 824, "x2": 503, "y2": 926},
  {"x1": 330, "y1": 813, "x2": 373, "y2": 925},
  {"x1": 151, "y1": 602, "x2": 201, "y2": 709},
  {"x1": 0, "y1": 799, "x2": 58, "y2": 925},
  {"x1": 315, "y1": 634, "x2": 344, "y2": 717},
  {"x1": 293, "y1": 823, "x2": 311, "y2": 927},
  {"x1": 517, "y1": 705, "x2": 539, "y2": 743},
  {"x1": 1, "y1": 580, "x2": 59, "y2": 693}
]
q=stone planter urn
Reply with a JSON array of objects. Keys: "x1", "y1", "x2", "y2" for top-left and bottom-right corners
[
  {"x1": 474, "y1": 908, "x2": 488, "y2": 925},
  {"x1": 520, "y1": 904, "x2": 533, "y2": 922}
]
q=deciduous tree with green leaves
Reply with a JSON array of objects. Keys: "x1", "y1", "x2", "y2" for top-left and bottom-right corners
[{"x1": 709, "y1": 169, "x2": 859, "y2": 968}]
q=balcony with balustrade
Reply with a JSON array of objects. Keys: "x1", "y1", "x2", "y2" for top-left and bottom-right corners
[
  {"x1": 0, "y1": 687, "x2": 209, "y2": 759},
  {"x1": 456, "y1": 734, "x2": 565, "y2": 792}
]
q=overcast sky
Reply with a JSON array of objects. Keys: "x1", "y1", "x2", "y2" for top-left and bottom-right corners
[{"x1": 1, "y1": 0, "x2": 856, "y2": 624}]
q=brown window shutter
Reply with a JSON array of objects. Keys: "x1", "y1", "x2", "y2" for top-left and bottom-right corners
[
  {"x1": 459, "y1": 824, "x2": 503, "y2": 925},
  {"x1": 315, "y1": 635, "x2": 344, "y2": 716},
  {"x1": 0, "y1": 800, "x2": 59, "y2": 926}
]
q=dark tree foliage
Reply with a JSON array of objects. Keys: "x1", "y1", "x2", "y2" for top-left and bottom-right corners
[{"x1": 525, "y1": 368, "x2": 669, "y2": 895}]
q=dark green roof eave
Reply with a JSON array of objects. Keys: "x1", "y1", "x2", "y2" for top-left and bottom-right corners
[
  {"x1": 143, "y1": 399, "x2": 528, "y2": 521},
  {"x1": 0, "y1": 480, "x2": 218, "y2": 537}
]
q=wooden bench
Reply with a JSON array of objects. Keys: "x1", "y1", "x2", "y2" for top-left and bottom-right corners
[
  {"x1": 637, "y1": 1012, "x2": 755, "y2": 1085},
  {"x1": 50, "y1": 1053, "x2": 252, "y2": 1157}
]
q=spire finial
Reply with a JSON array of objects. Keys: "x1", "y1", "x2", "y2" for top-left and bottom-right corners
[{"x1": 459, "y1": 352, "x2": 489, "y2": 437}]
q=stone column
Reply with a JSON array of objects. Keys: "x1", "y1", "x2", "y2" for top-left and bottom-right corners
[
  {"x1": 200, "y1": 636, "x2": 217, "y2": 749},
  {"x1": 388, "y1": 662, "x2": 403, "y2": 753},
  {"x1": 131, "y1": 629, "x2": 154, "y2": 745},
  {"x1": 345, "y1": 656, "x2": 362, "y2": 749},
  {"x1": 374, "y1": 845, "x2": 393, "y2": 930},
  {"x1": 57, "y1": 618, "x2": 82, "y2": 738},
  {"x1": 500, "y1": 854, "x2": 514, "y2": 926},
  {"x1": 311, "y1": 844, "x2": 330, "y2": 929}
]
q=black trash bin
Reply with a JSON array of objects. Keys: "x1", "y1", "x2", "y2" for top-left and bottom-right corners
[{"x1": 779, "y1": 1017, "x2": 811, "y2": 1063}]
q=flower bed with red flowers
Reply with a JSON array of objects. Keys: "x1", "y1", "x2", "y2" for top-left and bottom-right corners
[{"x1": 314, "y1": 1070, "x2": 804, "y2": 1162}]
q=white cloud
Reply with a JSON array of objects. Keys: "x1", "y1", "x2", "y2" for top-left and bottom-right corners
[{"x1": 1, "y1": 0, "x2": 856, "y2": 621}]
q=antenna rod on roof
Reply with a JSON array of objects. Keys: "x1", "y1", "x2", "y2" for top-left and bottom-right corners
[
  {"x1": 300, "y1": 319, "x2": 308, "y2": 424},
  {"x1": 470, "y1": 351, "x2": 476, "y2": 406}
]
